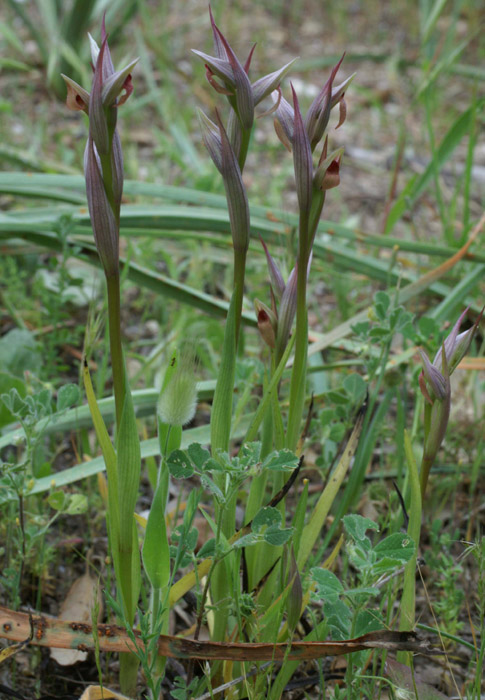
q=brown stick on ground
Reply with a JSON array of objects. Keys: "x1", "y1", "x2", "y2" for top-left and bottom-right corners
[{"x1": 0, "y1": 606, "x2": 439, "y2": 661}]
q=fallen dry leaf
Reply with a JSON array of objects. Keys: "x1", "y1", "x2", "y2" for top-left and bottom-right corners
[
  {"x1": 0, "y1": 631, "x2": 32, "y2": 665},
  {"x1": 50, "y1": 570, "x2": 103, "y2": 666},
  {"x1": 385, "y1": 658, "x2": 449, "y2": 699},
  {"x1": 79, "y1": 686, "x2": 134, "y2": 700}
]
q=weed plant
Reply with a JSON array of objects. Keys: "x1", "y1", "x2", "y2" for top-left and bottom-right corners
[{"x1": 0, "y1": 3, "x2": 484, "y2": 700}]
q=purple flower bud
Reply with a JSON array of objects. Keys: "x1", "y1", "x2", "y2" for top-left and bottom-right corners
[
  {"x1": 254, "y1": 299, "x2": 277, "y2": 349},
  {"x1": 110, "y1": 129, "x2": 124, "y2": 211},
  {"x1": 215, "y1": 28, "x2": 254, "y2": 130},
  {"x1": 215, "y1": 111, "x2": 250, "y2": 255},
  {"x1": 197, "y1": 109, "x2": 223, "y2": 172},
  {"x1": 209, "y1": 5, "x2": 229, "y2": 60},
  {"x1": 419, "y1": 308, "x2": 482, "y2": 404},
  {"x1": 63, "y1": 22, "x2": 137, "y2": 279},
  {"x1": 331, "y1": 73, "x2": 356, "y2": 108},
  {"x1": 192, "y1": 26, "x2": 254, "y2": 130},
  {"x1": 226, "y1": 109, "x2": 242, "y2": 160},
  {"x1": 193, "y1": 52, "x2": 236, "y2": 89},
  {"x1": 305, "y1": 55, "x2": 344, "y2": 152},
  {"x1": 418, "y1": 307, "x2": 482, "y2": 494},
  {"x1": 276, "y1": 263, "x2": 298, "y2": 355},
  {"x1": 291, "y1": 85, "x2": 313, "y2": 218},
  {"x1": 89, "y1": 38, "x2": 111, "y2": 155},
  {"x1": 102, "y1": 59, "x2": 138, "y2": 107},
  {"x1": 260, "y1": 237, "x2": 285, "y2": 300},
  {"x1": 84, "y1": 136, "x2": 119, "y2": 278},
  {"x1": 272, "y1": 90, "x2": 294, "y2": 150},
  {"x1": 195, "y1": 11, "x2": 296, "y2": 133},
  {"x1": 252, "y1": 59, "x2": 297, "y2": 106},
  {"x1": 63, "y1": 36, "x2": 136, "y2": 121},
  {"x1": 419, "y1": 349, "x2": 448, "y2": 402},
  {"x1": 432, "y1": 307, "x2": 483, "y2": 376}
]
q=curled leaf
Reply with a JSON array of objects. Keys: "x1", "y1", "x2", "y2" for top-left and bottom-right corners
[{"x1": 50, "y1": 571, "x2": 103, "y2": 666}]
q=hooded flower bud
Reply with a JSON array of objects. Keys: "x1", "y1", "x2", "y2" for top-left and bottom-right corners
[
  {"x1": 432, "y1": 307, "x2": 483, "y2": 376},
  {"x1": 320, "y1": 158, "x2": 341, "y2": 191},
  {"x1": 419, "y1": 349, "x2": 448, "y2": 403},
  {"x1": 197, "y1": 109, "x2": 223, "y2": 172},
  {"x1": 272, "y1": 90, "x2": 295, "y2": 151},
  {"x1": 62, "y1": 75, "x2": 90, "y2": 113},
  {"x1": 313, "y1": 140, "x2": 344, "y2": 191},
  {"x1": 260, "y1": 236, "x2": 285, "y2": 301},
  {"x1": 305, "y1": 55, "x2": 344, "y2": 152},
  {"x1": 215, "y1": 111, "x2": 250, "y2": 255},
  {"x1": 418, "y1": 307, "x2": 482, "y2": 493},
  {"x1": 419, "y1": 308, "x2": 482, "y2": 405},
  {"x1": 252, "y1": 59, "x2": 297, "y2": 106},
  {"x1": 254, "y1": 299, "x2": 277, "y2": 348},
  {"x1": 258, "y1": 239, "x2": 304, "y2": 361},
  {"x1": 84, "y1": 136, "x2": 120, "y2": 277},
  {"x1": 193, "y1": 35, "x2": 254, "y2": 130},
  {"x1": 276, "y1": 264, "x2": 298, "y2": 356}
]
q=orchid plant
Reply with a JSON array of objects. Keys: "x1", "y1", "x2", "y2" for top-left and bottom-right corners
[
  {"x1": 191, "y1": 6, "x2": 355, "y2": 673},
  {"x1": 56, "y1": 9, "x2": 483, "y2": 698},
  {"x1": 62, "y1": 21, "x2": 143, "y2": 694}
]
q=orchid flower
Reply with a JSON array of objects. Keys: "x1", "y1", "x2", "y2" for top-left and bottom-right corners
[
  {"x1": 62, "y1": 20, "x2": 138, "y2": 278},
  {"x1": 418, "y1": 308, "x2": 482, "y2": 494}
]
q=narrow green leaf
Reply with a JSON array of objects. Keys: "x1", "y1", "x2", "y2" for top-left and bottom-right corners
[
  {"x1": 117, "y1": 384, "x2": 141, "y2": 548},
  {"x1": 399, "y1": 430, "x2": 422, "y2": 646},
  {"x1": 19, "y1": 418, "x2": 254, "y2": 501},
  {"x1": 244, "y1": 333, "x2": 295, "y2": 444},
  {"x1": 421, "y1": 0, "x2": 449, "y2": 43},
  {"x1": 385, "y1": 103, "x2": 483, "y2": 233},
  {"x1": 116, "y1": 381, "x2": 141, "y2": 621},
  {"x1": 142, "y1": 477, "x2": 170, "y2": 589},
  {"x1": 82, "y1": 362, "x2": 118, "y2": 503},
  {"x1": 297, "y1": 403, "x2": 366, "y2": 569},
  {"x1": 430, "y1": 264, "x2": 485, "y2": 322},
  {"x1": 210, "y1": 288, "x2": 237, "y2": 454}
]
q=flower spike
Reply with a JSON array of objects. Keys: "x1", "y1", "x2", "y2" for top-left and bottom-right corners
[
  {"x1": 305, "y1": 53, "x2": 345, "y2": 152},
  {"x1": 63, "y1": 23, "x2": 137, "y2": 279},
  {"x1": 291, "y1": 84, "x2": 313, "y2": 218},
  {"x1": 418, "y1": 307, "x2": 482, "y2": 495}
]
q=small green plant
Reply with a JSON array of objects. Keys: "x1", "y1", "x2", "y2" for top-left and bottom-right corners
[
  {"x1": 0, "y1": 381, "x2": 81, "y2": 609},
  {"x1": 427, "y1": 521, "x2": 464, "y2": 637}
]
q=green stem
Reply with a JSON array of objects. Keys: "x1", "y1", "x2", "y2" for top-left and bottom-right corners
[
  {"x1": 150, "y1": 586, "x2": 160, "y2": 629},
  {"x1": 419, "y1": 401, "x2": 433, "y2": 496},
  {"x1": 106, "y1": 272, "x2": 124, "y2": 429},
  {"x1": 308, "y1": 191, "x2": 326, "y2": 251},
  {"x1": 398, "y1": 429, "x2": 422, "y2": 666},
  {"x1": 286, "y1": 190, "x2": 324, "y2": 451},
  {"x1": 233, "y1": 247, "x2": 247, "y2": 345},
  {"x1": 187, "y1": 506, "x2": 225, "y2": 684},
  {"x1": 286, "y1": 219, "x2": 309, "y2": 451}
]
